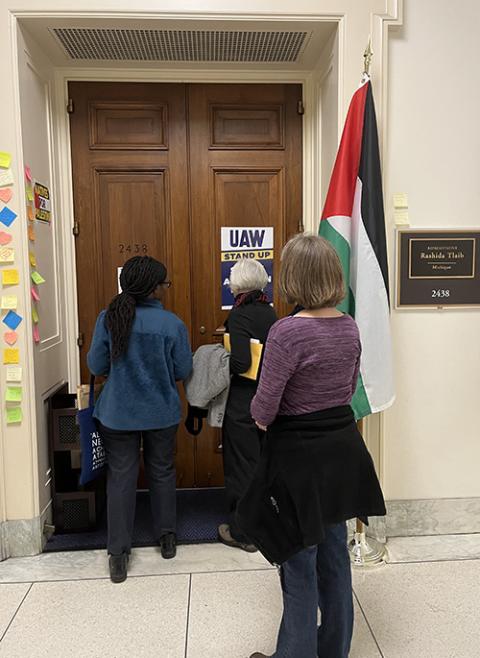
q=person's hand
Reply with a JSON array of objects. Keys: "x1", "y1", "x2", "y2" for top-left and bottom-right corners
[{"x1": 255, "y1": 421, "x2": 267, "y2": 431}]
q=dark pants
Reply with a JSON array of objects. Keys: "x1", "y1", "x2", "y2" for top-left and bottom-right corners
[
  {"x1": 222, "y1": 383, "x2": 262, "y2": 543},
  {"x1": 100, "y1": 423, "x2": 178, "y2": 556},
  {"x1": 273, "y1": 523, "x2": 353, "y2": 658}
]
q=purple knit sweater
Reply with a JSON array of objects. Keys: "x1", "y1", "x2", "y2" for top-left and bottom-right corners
[{"x1": 251, "y1": 315, "x2": 361, "y2": 426}]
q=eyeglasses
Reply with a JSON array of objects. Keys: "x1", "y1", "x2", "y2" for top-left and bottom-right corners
[{"x1": 161, "y1": 281, "x2": 172, "y2": 289}]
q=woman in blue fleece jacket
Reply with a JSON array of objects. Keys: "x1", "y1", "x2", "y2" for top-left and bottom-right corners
[{"x1": 87, "y1": 256, "x2": 192, "y2": 583}]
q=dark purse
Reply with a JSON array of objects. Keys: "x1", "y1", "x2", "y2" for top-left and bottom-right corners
[{"x1": 78, "y1": 375, "x2": 106, "y2": 485}]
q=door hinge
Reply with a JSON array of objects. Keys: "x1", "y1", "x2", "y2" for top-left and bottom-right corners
[
  {"x1": 77, "y1": 332, "x2": 84, "y2": 348},
  {"x1": 297, "y1": 100, "x2": 305, "y2": 116},
  {"x1": 297, "y1": 219, "x2": 305, "y2": 233},
  {"x1": 73, "y1": 220, "x2": 79, "y2": 236},
  {"x1": 67, "y1": 98, "x2": 74, "y2": 114}
]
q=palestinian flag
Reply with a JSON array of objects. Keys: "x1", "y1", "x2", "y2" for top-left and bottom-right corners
[{"x1": 319, "y1": 79, "x2": 394, "y2": 419}]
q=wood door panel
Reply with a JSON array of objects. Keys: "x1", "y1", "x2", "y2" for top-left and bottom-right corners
[
  {"x1": 89, "y1": 101, "x2": 168, "y2": 150},
  {"x1": 210, "y1": 105, "x2": 284, "y2": 149}
]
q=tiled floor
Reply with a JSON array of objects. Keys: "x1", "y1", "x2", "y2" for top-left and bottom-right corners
[{"x1": 0, "y1": 536, "x2": 479, "y2": 657}]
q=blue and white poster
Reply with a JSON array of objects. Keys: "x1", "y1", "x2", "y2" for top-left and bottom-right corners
[{"x1": 221, "y1": 227, "x2": 274, "y2": 310}]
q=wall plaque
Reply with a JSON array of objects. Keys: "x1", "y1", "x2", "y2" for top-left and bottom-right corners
[{"x1": 397, "y1": 229, "x2": 480, "y2": 307}]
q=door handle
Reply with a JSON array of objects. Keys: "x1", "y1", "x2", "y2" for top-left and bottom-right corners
[{"x1": 199, "y1": 326, "x2": 206, "y2": 335}]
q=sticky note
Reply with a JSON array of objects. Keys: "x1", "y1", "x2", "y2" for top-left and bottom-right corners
[
  {"x1": 32, "y1": 307, "x2": 39, "y2": 324},
  {"x1": 28, "y1": 225, "x2": 35, "y2": 241},
  {"x1": 0, "y1": 232, "x2": 12, "y2": 245},
  {"x1": 3, "y1": 310, "x2": 22, "y2": 330},
  {"x1": 394, "y1": 209, "x2": 410, "y2": 226},
  {"x1": 6, "y1": 365, "x2": 22, "y2": 382},
  {"x1": 25, "y1": 165, "x2": 32, "y2": 181},
  {"x1": 0, "y1": 188, "x2": 13, "y2": 204},
  {"x1": 31, "y1": 271, "x2": 45, "y2": 285},
  {"x1": 26, "y1": 186, "x2": 33, "y2": 202},
  {"x1": 393, "y1": 192, "x2": 408, "y2": 208},
  {"x1": 6, "y1": 386, "x2": 22, "y2": 403},
  {"x1": 4, "y1": 331, "x2": 17, "y2": 346},
  {"x1": 0, "y1": 170, "x2": 14, "y2": 188},
  {"x1": 27, "y1": 206, "x2": 34, "y2": 221},
  {"x1": 2, "y1": 269, "x2": 19, "y2": 285},
  {"x1": 33, "y1": 325, "x2": 40, "y2": 343},
  {"x1": 0, "y1": 207, "x2": 17, "y2": 228},
  {"x1": 29, "y1": 252, "x2": 36, "y2": 267},
  {"x1": 4, "y1": 348, "x2": 19, "y2": 364},
  {"x1": 0, "y1": 247, "x2": 14, "y2": 263},
  {"x1": 6, "y1": 407, "x2": 22, "y2": 424},
  {"x1": 1, "y1": 295, "x2": 17, "y2": 310},
  {"x1": 31, "y1": 286, "x2": 40, "y2": 302},
  {"x1": 0, "y1": 152, "x2": 11, "y2": 169}
]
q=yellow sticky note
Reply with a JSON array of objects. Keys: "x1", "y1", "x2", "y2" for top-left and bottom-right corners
[
  {"x1": 1, "y1": 295, "x2": 17, "y2": 310},
  {"x1": 29, "y1": 252, "x2": 36, "y2": 267},
  {"x1": 6, "y1": 386, "x2": 22, "y2": 403},
  {"x1": 393, "y1": 192, "x2": 408, "y2": 209},
  {"x1": 4, "y1": 348, "x2": 19, "y2": 364},
  {"x1": 6, "y1": 365, "x2": 22, "y2": 382},
  {"x1": 28, "y1": 225, "x2": 35, "y2": 242},
  {"x1": 32, "y1": 306, "x2": 39, "y2": 324},
  {"x1": 0, "y1": 152, "x2": 12, "y2": 169},
  {"x1": 394, "y1": 209, "x2": 410, "y2": 226},
  {"x1": 0, "y1": 247, "x2": 14, "y2": 263},
  {"x1": 26, "y1": 186, "x2": 33, "y2": 202},
  {"x1": 6, "y1": 406, "x2": 22, "y2": 424},
  {"x1": 2, "y1": 269, "x2": 19, "y2": 285}
]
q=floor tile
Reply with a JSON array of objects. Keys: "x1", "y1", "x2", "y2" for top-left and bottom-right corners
[
  {"x1": 386, "y1": 533, "x2": 480, "y2": 563},
  {"x1": 353, "y1": 559, "x2": 480, "y2": 658},
  {"x1": 0, "y1": 584, "x2": 30, "y2": 638},
  {"x1": 0, "y1": 575, "x2": 189, "y2": 658},
  {"x1": 0, "y1": 543, "x2": 272, "y2": 584},
  {"x1": 188, "y1": 569, "x2": 380, "y2": 658}
]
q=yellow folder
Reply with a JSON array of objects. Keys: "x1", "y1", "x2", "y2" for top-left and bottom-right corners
[{"x1": 223, "y1": 333, "x2": 263, "y2": 381}]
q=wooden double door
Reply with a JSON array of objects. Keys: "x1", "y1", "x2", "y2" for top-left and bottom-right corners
[{"x1": 69, "y1": 81, "x2": 302, "y2": 487}]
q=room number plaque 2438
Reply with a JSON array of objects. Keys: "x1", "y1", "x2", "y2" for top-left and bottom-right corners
[{"x1": 118, "y1": 244, "x2": 149, "y2": 255}]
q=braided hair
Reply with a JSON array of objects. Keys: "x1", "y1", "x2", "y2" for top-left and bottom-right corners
[{"x1": 105, "y1": 256, "x2": 167, "y2": 360}]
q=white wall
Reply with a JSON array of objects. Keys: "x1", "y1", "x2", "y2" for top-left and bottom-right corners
[{"x1": 383, "y1": 0, "x2": 480, "y2": 499}]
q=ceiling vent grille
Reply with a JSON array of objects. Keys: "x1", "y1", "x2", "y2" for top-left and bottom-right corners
[{"x1": 51, "y1": 28, "x2": 309, "y2": 62}]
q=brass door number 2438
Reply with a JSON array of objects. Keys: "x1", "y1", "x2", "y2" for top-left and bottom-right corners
[{"x1": 118, "y1": 244, "x2": 149, "y2": 254}]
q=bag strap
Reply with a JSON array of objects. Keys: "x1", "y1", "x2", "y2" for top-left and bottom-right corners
[{"x1": 89, "y1": 374, "x2": 96, "y2": 408}]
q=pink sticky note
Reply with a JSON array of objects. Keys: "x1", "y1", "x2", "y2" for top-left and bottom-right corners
[
  {"x1": 0, "y1": 188, "x2": 13, "y2": 204},
  {"x1": 0, "y1": 232, "x2": 12, "y2": 246},
  {"x1": 31, "y1": 286, "x2": 40, "y2": 302},
  {"x1": 4, "y1": 331, "x2": 18, "y2": 346},
  {"x1": 25, "y1": 166, "x2": 32, "y2": 182},
  {"x1": 33, "y1": 325, "x2": 40, "y2": 343}
]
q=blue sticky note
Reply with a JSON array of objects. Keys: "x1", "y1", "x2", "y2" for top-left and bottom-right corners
[
  {"x1": 3, "y1": 310, "x2": 22, "y2": 331},
  {"x1": 0, "y1": 207, "x2": 17, "y2": 228}
]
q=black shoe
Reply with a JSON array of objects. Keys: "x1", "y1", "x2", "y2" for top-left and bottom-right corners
[
  {"x1": 109, "y1": 553, "x2": 128, "y2": 584},
  {"x1": 160, "y1": 532, "x2": 177, "y2": 559},
  {"x1": 218, "y1": 524, "x2": 258, "y2": 553}
]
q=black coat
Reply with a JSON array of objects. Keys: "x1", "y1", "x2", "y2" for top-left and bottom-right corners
[{"x1": 236, "y1": 405, "x2": 386, "y2": 565}]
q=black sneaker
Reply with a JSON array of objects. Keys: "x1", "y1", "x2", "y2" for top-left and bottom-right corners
[
  {"x1": 160, "y1": 532, "x2": 177, "y2": 559},
  {"x1": 109, "y1": 553, "x2": 128, "y2": 584}
]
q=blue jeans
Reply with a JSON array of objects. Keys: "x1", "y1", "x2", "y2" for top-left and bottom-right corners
[{"x1": 273, "y1": 523, "x2": 353, "y2": 658}]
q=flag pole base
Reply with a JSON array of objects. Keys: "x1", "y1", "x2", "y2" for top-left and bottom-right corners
[{"x1": 349, "y1": 531, "x2": 386, "y2": 567}]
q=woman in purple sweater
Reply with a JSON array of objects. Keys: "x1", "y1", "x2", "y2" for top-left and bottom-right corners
[{"x1": 238, "y1": 234, "x2": 386, "y2": 658}]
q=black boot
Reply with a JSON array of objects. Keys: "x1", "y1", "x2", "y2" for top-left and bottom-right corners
[
  {"x1": 160, "y1": 532, "x2": 177, "y2": 559},
  {"x1": 109, "y1": 553, "x2": 129, "y2": 584}
]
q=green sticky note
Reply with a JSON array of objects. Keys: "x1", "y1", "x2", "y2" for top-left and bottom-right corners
[
  {"x1": 26, "y1": 186, "x2": 34, "y2": 202},
  {"x1": 6, "y1": 386, "x2": 22, "y2": 403},
  {"x1": 0, "y1": 152, "x2": 12, "y2": 169},
  {"x1": 32, "y1": 306, "x2": 39, "y2": 324},
  {"x1": 6, "y1": 406, "x2": 22, "y2": 424},
  {"x1": 31, "y1": 271, "x2": 45, "y2": 285}
]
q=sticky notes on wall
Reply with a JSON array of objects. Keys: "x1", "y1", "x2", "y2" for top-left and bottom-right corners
[
  {"x1": 6, "y1": 386, "x2": 22, "y2": 403},
  {"x1": 2, "y1": 269, "x2": 19, "y2": 285},
  {"x1": 6, "y1": 365, "x2": 22, "y2": 382},
  {"x1": 33, "y1": 325, "x2": 40, "y2": 343},
  {"x1": 0, "y1": 207, "x2": 17, "y2": 228},
  {"x1": 0, "y1": 232, "x2": 12, "y2": 246},
  {"x1": 32, "y1": 307, "x2": 39, "y2": 324},
  {"x1": 1, "y1": 296, "x2": 17, "y2": 310},
  {"x1": 31, "y1": 271, "x2": 45, "y2": 285},
  {"x1": 3, "y1": 310, "x2": 22, "y2": 330},
  {"x1": 29, "y1": 252, "x2": 36, "y2": 267},
  {"x1": 0, "y1": 152, "x2": 12, "y2": 169},
  {"x1": 28, "y1": 225, "x2": 35, "y2": 242},
  {"x1": 0, "y1": 247, "x2": 14, "y2": 263},
  {"x1": 6, "y1": 407, "x2": 22, "y2": 424},
  {"x1": 4, "y1": 331, "x2": 17, "y2": 346},
  {"x1": 0, "y1": 170, "x2": 14, "y2": 188},
  {"x1": 3, "y1": 348, "x2": 19, "y2": 364},
  {"x1": 31, "y1": 287, "x2": 40, "y2": 302},
  {"x1": 0, "y1": 188, "x2": 13, "y2": 204},
  {"x1": 24, "y1": 165, "x2": 32, "y2": 182}
]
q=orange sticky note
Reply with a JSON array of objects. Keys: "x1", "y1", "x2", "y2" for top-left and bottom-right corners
[
  {"x1": 27, "y1": 206, "x2": 34, "y2": 221},
  {"x1": 3, "y1": 348, "x2": 19, "y2": 364},
  {"x1": 28, "y1": 225, "x2": 35, "y2": 242},
  {"x1": 2, "y1": 269, "x2": 19, "y2": 285}
]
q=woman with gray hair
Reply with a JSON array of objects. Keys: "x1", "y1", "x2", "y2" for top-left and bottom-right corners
[{"x1": 218, "y1": 258, "x2": 277, "y2": 552}]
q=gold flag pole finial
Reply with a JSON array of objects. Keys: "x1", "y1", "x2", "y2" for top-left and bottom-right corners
[{"x1": 363, "y1": 38, "x2": 373, "y2": 77}]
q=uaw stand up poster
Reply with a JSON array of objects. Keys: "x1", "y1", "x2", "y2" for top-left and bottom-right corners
[{"x1": 221, "y1": 227, "x2": 274, "y2": 310}]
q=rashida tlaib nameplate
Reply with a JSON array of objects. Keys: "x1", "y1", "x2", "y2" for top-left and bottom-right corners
[{"x1": 396, "y1": 230, "x2": 480, "y2": 308}]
